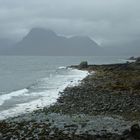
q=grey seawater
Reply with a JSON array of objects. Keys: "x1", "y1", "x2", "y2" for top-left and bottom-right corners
[{"x1": 0, "y1": 56, "x2": 128, "y2": 119}]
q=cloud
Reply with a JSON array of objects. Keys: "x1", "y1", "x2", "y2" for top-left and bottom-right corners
[{"x1": 0, "y1": 0, "x2": 140, "y2": 46}]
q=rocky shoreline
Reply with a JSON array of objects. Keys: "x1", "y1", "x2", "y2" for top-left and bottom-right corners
[{"x1": 0, "y1": 61, "x2": 140, "y2": 139}]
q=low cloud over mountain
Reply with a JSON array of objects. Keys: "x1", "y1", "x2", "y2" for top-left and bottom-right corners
[{"x1": 5, "y1": 28, "x2": 102, "y2": 56}]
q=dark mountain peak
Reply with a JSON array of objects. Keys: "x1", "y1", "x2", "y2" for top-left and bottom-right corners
[
  {"x1": 5, "y1": 28, "x2": 103, "y2": 55},
  {"x1": 27, "y1": 28, "x2": 57, "y2": 39}
]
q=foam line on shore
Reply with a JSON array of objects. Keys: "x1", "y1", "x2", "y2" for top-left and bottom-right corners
[{"x1": 0, "y1": 69, "x2": 89, "y2": 120}]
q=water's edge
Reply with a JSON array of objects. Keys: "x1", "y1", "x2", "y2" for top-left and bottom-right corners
[{"x1": 0, "y1": 68, "x2": 89, "y2": 120}]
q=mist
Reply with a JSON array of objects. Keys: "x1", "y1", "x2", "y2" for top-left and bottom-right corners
[{"x1": 0, "y1": 0, "x2": 140, "y2": 55}]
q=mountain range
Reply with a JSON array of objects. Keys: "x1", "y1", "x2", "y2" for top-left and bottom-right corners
[
  {"x1": 0, "y1": 28, "x2": 102, "y2": 56},
  {"x1": 0, "y1": 28, "x2": 139, "y2": 56}
]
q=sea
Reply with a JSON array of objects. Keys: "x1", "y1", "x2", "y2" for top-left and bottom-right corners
[{"x1": 0, "y1": 56, "x2": 129, "y2": 120}]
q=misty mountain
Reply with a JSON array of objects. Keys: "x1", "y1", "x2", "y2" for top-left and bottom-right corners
[
  {"x1": 9, "y1": 28, "x2": 102, "y2": 56},
  {"x1": 0, "y1": 38, "x2": 15, "y2": 50},
  {"x1": 105, "y1": 40, "x2": 140, "y2": 56}
]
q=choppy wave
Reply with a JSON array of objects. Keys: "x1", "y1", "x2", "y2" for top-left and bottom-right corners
[
  {"x1": 0, "y1": 89, "x2": 29, "y2": 106},
  {"x1": 0, "y1": 68, "x2": 88, "y2": 120}
]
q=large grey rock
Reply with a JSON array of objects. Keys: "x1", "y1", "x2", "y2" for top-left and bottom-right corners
[
  {"x1": 136, "y1": 57, "x2": 140, "y2": 63},
  {"x1": 79, "y1": 61, "x2": 88, "y2": 69},
  {"x1": 129, "y1": 56, "x2": 136, "y2": 60}
]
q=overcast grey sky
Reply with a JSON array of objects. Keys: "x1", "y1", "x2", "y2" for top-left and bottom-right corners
[{"x1": 0, "y1": 0, "x2": 140, "y2": 46}]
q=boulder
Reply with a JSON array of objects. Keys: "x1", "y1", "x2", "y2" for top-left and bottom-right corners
[
  {"x1": 129, "y1": 56, "x2": 136, "y2": 60},
  {"x1": 136, "y1": 57, "x2": 140, "y2": 63},
  {"x1": 79, "y1": 61, "x2": 88, "y2": 69}
]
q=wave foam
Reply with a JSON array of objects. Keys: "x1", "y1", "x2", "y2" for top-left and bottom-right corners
[
  {"x1": 0, "y1": 69, "x2": 88, "y2": 120},
  {"x1": 0, "y1": 89, "x2": 29, "y2": 106},
  {"x1": 58, "y1": 66, "x2": 67, "y2": 69}
]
